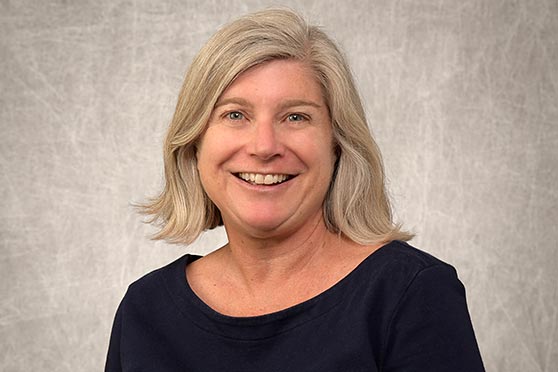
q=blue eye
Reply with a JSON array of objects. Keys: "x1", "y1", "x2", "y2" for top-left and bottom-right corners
[
  {"x1": 288, "y1": 113, "x2": 305, "y2": 122},
  {"x1": 228, "y1": 111, "x2": 244, "y2": 120}
]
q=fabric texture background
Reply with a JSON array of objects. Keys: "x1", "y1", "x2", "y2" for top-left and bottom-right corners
[{"x1": 1, "y1": 1, "x2": 556, "y2": 371}]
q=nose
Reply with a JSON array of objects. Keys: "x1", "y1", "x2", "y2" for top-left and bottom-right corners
[{"x1": 248, "y1": 119, "x2": 284, "y2": 160}]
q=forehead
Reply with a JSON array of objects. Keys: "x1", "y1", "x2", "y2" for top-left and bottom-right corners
[{"x1": 217, "y1": 59, "x2": 325, "y2": 104}]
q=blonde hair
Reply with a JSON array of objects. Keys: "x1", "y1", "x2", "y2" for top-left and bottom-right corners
[{"x1": 142, "y1": 8, "x2": 413, "y2": 245}]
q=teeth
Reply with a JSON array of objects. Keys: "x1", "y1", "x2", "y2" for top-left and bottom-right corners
[{"x1": 238, "y1": 173, "x2": 290, "y2": 185}]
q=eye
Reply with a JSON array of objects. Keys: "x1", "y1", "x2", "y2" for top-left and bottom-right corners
[
  {"x1": 287, "y1": 113, "x2": 307, "y2": 122},
  {"x1": 227, "y1": 111, "x2": 244, "y2": 120}
]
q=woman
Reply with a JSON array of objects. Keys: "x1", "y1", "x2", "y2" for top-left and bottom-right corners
[{"x1": 106, "y1": 9, "x2": 485, "y2": 371}]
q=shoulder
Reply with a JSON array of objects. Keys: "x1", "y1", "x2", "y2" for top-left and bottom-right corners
[
  {"x1": 371, "y1": 240, "x2": 456, "y2": 279},
  {"x1": 375, "y1": 243, "x2": 484, "y2": 370},
  {"x1": 369, "y1": 241, "x2": 471, "y2": 333},
  {"x1": 356, "y1": 241, "x2": 463, "y2": 311},
  {"x1": 123, "y1": 254, "x2": 200, "y2": 304},
  {"x1": 340, "y1": 240, "x2": 462, "y2": 309},
  {"x1": 378, "y1": 240, "x2": 448, "y2": 266}
]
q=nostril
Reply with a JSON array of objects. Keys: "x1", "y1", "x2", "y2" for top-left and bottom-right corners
[{"x1": 249, "y1": 123, "x2": 284, "y2": 159}]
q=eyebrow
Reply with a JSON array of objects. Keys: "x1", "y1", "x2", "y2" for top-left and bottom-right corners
[
  {"x1": 214, "y1": 97, "x2": 253, "y2": 109},
  {"x1": 213, "y1": 97, "x2": 323, "y2": 110},
  {"x1": 278, "y1": 99, "x2": 322, "y2": 110}
]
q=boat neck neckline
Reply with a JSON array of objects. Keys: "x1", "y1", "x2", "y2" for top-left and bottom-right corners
[{"x1": 177, "y1": 240, "x2": 397, "y2": 322}]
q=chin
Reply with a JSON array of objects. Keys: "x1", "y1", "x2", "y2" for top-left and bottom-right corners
[
  {"x1": 245, "y1": 217, "x2": 287, "y2": 233},
  {"x1": 233, "y1": 213, "x2": 293, "y2": 237}
]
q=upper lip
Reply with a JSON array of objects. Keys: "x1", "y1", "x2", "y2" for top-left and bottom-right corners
[{"x1": 232, "y1": 171, "x2": 296, "y2": 176}]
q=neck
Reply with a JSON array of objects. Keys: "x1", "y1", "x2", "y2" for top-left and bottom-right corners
[{"x1": 221, "y1": 214, "x2": 340, "y2": 289}]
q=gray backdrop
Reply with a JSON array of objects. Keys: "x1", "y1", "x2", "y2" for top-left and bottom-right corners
[{"x1": 1, "y1": 0, "x2": 557, "y2": 371}]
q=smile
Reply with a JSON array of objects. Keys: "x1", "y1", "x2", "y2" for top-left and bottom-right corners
[{"x1": 236, "y1": 172, "x2": 293, "y2": 185}]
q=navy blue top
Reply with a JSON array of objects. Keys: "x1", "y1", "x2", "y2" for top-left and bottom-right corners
[{"x1": 105, "y1": 241, "x2": 484, "y2": 371}]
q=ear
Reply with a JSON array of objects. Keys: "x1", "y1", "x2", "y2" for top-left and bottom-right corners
[
  {"x1": 331, "y1": 137, "x2": 341, "y2": 161},
  {"x1": 193, "y1": 146, "x2": 200, "y2": 170},
  {"x1": 193, "y1": 140, "x2": 201, "y2": 158}
]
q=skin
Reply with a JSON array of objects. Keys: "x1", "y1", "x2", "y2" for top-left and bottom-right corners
[{"x1": 188, "y1": 59, "x2": 381, "y2": 316}]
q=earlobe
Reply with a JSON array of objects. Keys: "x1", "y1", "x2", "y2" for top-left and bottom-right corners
[{"x1": 190, "y1": 143, "x2": 200, "y2": 170}]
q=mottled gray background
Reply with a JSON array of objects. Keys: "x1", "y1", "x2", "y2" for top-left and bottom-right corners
[{"x1": 1, "y1": 0, "x2": 557, "y2": 371}]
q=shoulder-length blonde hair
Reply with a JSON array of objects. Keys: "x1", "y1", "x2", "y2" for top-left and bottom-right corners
[{"x1": 142, "y1": 8, "x2": 412, "y2": 245}]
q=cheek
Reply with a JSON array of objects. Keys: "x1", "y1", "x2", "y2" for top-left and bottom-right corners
[
  {"x1": 195, "y1": 137, "x2": 221, "y2": 174},
  {"x1": 315, "y1": 135, "x2": 337, "y2": 170},
  {"x1": 195, "y1": 136, "x2": 232, "y2": 196},
  {"x1": 194, "y1": 143, "x2": 215, "y2": 188},
  {"x1": 197, "y1": 128, "x2": 241, "y2": 164}
]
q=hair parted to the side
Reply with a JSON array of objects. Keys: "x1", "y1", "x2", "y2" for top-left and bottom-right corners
[{"x1": 141, "y1": 8, "x2": 413, "y2": 245}]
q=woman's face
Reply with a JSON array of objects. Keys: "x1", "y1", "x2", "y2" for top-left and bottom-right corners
[{"x1": 196, "y1": 59, "x2": 335, "y2": 239}]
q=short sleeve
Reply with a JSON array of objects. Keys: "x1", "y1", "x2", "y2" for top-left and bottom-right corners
[{"x1": 382, "y1": 264, "x2": 485, "y2": 371}]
